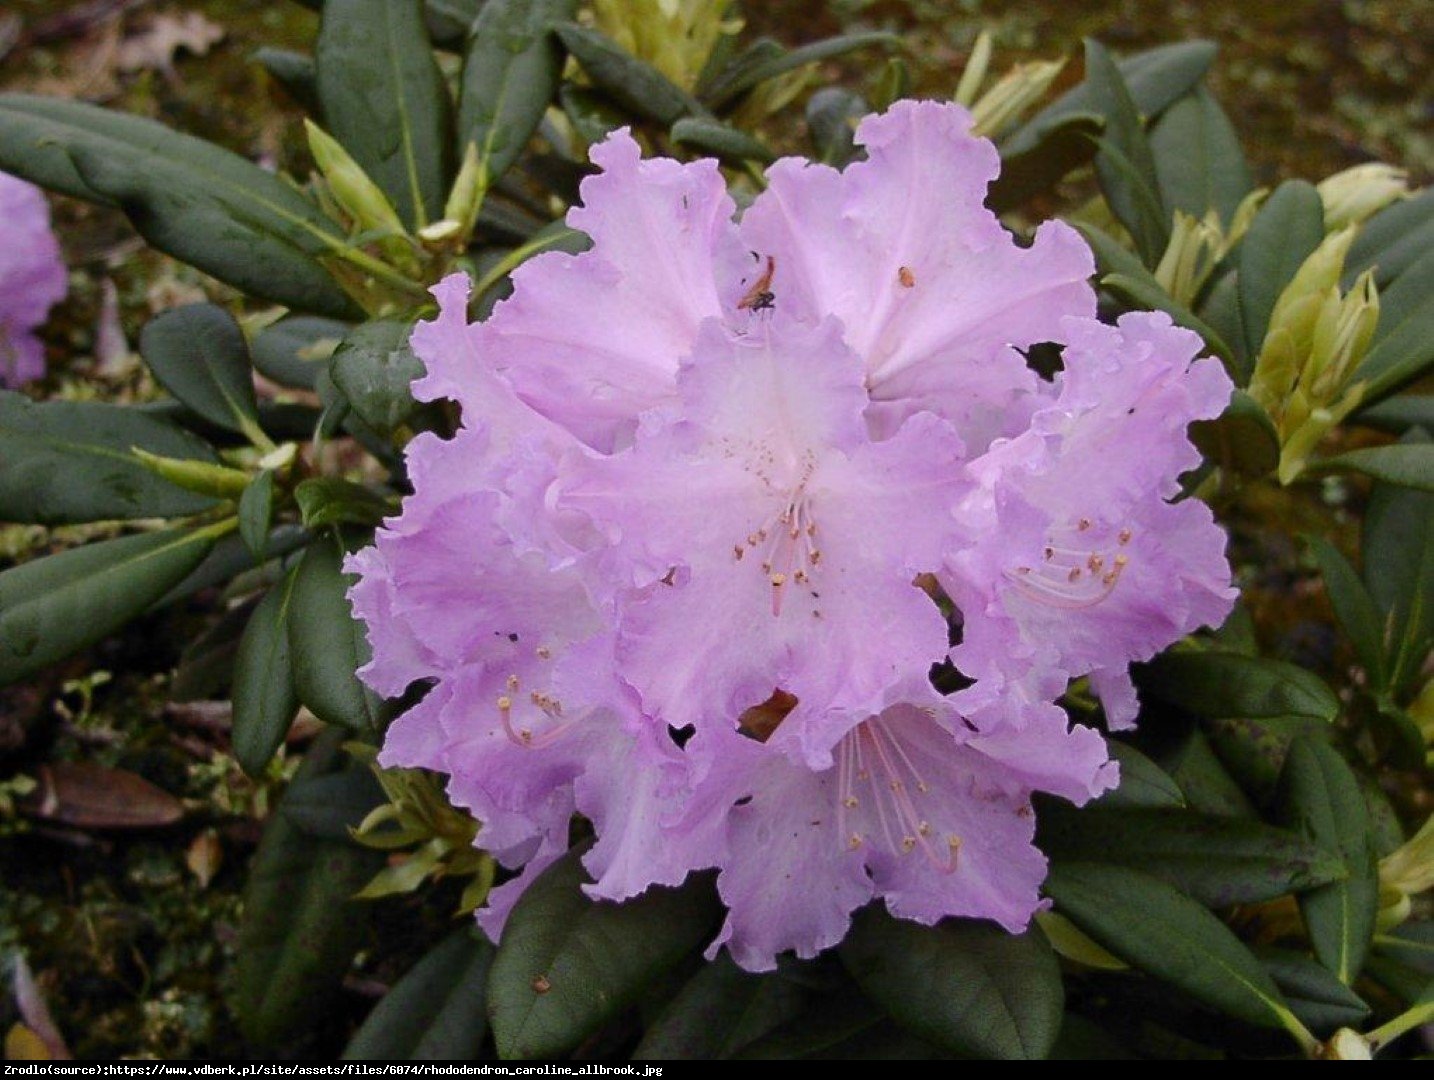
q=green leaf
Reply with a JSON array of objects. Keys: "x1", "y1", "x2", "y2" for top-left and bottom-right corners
[
  {"x1": 423, "y1": 0, "x2": 485, "y2": 47},
  {"x1": 1098, "y1": 741, "x2": 1185, "y2": 809},
  {"x1": 328, "y1": 318, "x2": 423, "y2": 433},
  {"x1": 1148, "y1": 86, "x2": 1252, "y2": 224},
  {"x1": 295, "y1": 478, "x2": 392, "y2": 530},
  {"x1": 805, "y1": 87, "x2": 867, "y2": 168},
  {"x1": 1038, "y1": 806, "x2": 1346, "y2": 906},
  {"x1": 701, "y1": 32, "x2": 899, "y2": 111},
  {"x1": 634, "y1": 956, "x2": 810, "y2": 1059},
  {"x1": 231, "y1": 571, "x2": 301, "y2": 777},
  {"x1": 152, "y1": 524, "x2": 310, "y2": 610},
  {"x1": 1237, "y1": 179, "x2": 1324, "y2": 360},
  {"x1": 1353, "y1": 395, "x2": 1434, "y2": 437},
  {"x1": 729, "y1": 994, "x2": 890, "y2": 1060},
  {"x1": 1045, "y1": 862, "x2": 1293, "y2": 1030},
  {"x1": 487, "y1": 848, "x2": 720, "y2": 1059},
  {"x1": 172, "y1": 595, "x2": 257, "y2": 702},
  {"x1": 1199, "y1": 269, "x2": 1251, "y2": 380},
  {"x1": 1201, "y1": 715, "x2": 1330, "y2": 808},
  {"x1": 280, "y1": 765, "x2": 385, "y2": 841},
  {"x1": 1315, "y1": 443, "x2": 1434, "y2": 493},
  {"x1": 316, "y1": 0, "x2": 454, "y2": 230},
  {"x1": 1190, "y1": 390, "x2": 1280, "y2": 477},
  {"x1": 558, "y1": 83, "x2": 626, "y2": 145},
  {"x1": 0, "y1": 94, "x2": 356, "y2": 319},
  {"x1": 1306, "y1": 535, "x2": 1387, "y2": 690},
  {"x1": 1258, "y1": 949, "x2": 1370, "y2": 1034},
  {"x1": 670, "y1": 117, "x2": 773, "y2": 164},
  {"x1": 458, "y1": 0, "x2": 576, "y2": 184},
  {"x1": 345, "y1": 930, "x2": 495, "y2": 1059},
  {"x1": 1083, "y1": 39, "x2": 1170, "y2": 266},
  {"x1": 1004, "y1": 40, "x2": 1218, "y2": 158},
  {"x1": 555, "y1": 23, "x2": 699, "y2": 127},
  {"x1": 251, "y1": 315, "x2": 351, "y2": 391},
  {"x1": 238, "y1": 472, "x2": 276, "y2": 562},
  {"x1": 0, "y1": 526, "x2": 218, "y2": 687},
  {"x1": 1346, "y1": 186, "x2": 1434, "y2": 290},
  {"x1": 139, "y1": 305, "x2": 264, "y2": 443},
  {"x1": 254, "y1": 47, "x2": 320, "y2": 114},
  {"x1": 232, "y1": 733, "x2": 385, "y2": 1048},
  {"x1": 989, "y1": 113, "x2": 1103, "y2": 213},
  {"x1": 0, "y1": 392, "x2": 220, "y2": 525},
  {"x1": 1350, "y1": 252, "x2": 1434, "y2": 406},
  {"x1": 1277, "y1": 737, "x2": 1379, "y2": 984},
  {"x1": 1164, "y1": 725, "x2": 1260, "y2": 818},
  {"x1": 1142, "y1": 651, "x2": 1340, "y2": 723},
  {"x1": 1362, "y1": 441, "x2": 1434, "y2": 694},
  {"x1": 288, "y1": 537, "x2": 382, "y2": 732},
  {"x1": 840, "y1": 909, "x2": 1063, "y2": 1059}
]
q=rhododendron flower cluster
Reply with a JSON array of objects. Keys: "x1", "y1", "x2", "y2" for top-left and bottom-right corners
[
  {"x1": 348, "y1": 101, "x2": 1237, "y2": 971},
  {"x1": 0, "y1": 172, "x2": 67, "y2": 388}
]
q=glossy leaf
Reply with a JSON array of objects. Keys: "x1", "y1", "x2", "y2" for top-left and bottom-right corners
[
  {"x1": 1201, "y1": 715, "x2": 1330, "y2": 808},
  {"x1": 0, "y1": 392, "x2": 219, "y2": 525},
  {"x1": 458, "y1": 0, "x2": 576, "y2": 183},
  {"x1": 0, "y1": 94, "x2": 355, "y2": 318},
  {"x1": 805, "y1": 87, "x2": 867, "y2": 168},
  {"x1": 0, "y1": 527, "x2": 217, "y2": 686},
  {"x1": 238, "y1": 471, "x2": 276, "y2": 562},
  {"x1": 1354, "y1": 395, "x2": 1434, "y2": 437},
  {"x1": 701, "y1": 32, "x2": 899, "y2": 111},
  {"x1": 1101, "y1": 271, "x2": 1234, "y2": 363},
  {"x1": 487, "y1": 849, "x2": 720, "y2": 1059},
  {"x1": 1237, "y1": 179, "x2": 1324, "y2": 360},
  {"x1": 1148, "y1": 85, "x2": 1252, "y2": 223},
  {"x1": 1315, "y1": 443, "x2": 1434, "y2": 493},
  {"x1": 279, "y1": 766, "x2": 385, "y2": 841},
  {"x1": 328, "y1": 318, "x2": 423, "y2": 432},
  {"x1": 1142, "y1": 651, "x2": 1340, "y2": 723},
  {"x1": 730, "y1": 993, "x2": 888, "y2": 1060},
  {"x1": 152, "y1": 525, "x2": 310, "y2": 610},
  {"x1": 1190, "y1": 390, "x2": 1280, "y2": 477},
  {"x1": 1362, "y1": 440, "x2": 1434, "y2": 695},
  {"x1": 139, "y1": 305, "x2": 262, "y2": 441},
  {"x1": 990, "y1": 113, "x2": 1103, "y2": 213},
  {"x1": 670, "y1": 117, "x2": 773, "y2": 164},
  {"x1": 1277, "y1": 737, "x2": 1379, "y2": 983},
  {"x1": 1258, "y1": 949, "x2": 1370, "y2": 1034},
  {"x1": 840, "y1": 909, "x2": 1063, "y2": 1059},
  {"x1": 1346, "y1": 186, "x2": 1434, "y2": 290},
  {"x1": 231, "y1": 571, "x2": 301, "y2": 778},
  {"x1": 634, "y1": 956, "x2": 809, "y2": 1059},
  {"x1": 295, "y1": 478, "x2": 392, "y2": 530},
  {"x1": 254, "y1": 47, "x2": 320, "y2": 114},
  {"x1": 345, "y1": 930, "x2": 495, "y2": 1059},
  {"x1": 555, "y1": 23, "x2": 699, "y2": 127},
  {"x1": 1306, "y1": 535, "x2": 1387, "y2": 689},
  {"x1": 251, "y1": 315, "x2": 351, "y2": 391},
  {"x1": 171, "y1": 595, "x2": 257, "y2": 702},
  {"x1": 1164, "y1": 725, "x2": 1260, "y2": 818},
  {"x1": 1045, "y1": 862, "x2": 1291, "y2": 1030},
  {"x1": 232, "y1": 735, "x2": 385, "y2": 1048},
  {"x1": 288, "y1": 538, "x2": 382, "y2": 732},
  {"x1": 1038, "y1": 806, "x2": 1345, "y2": 906},
  {"x1": 1098, "y1": 741, "x2": 1185, "y2": 809},
  {"x1": 316, "y1": 0, "x2": 453, "y2": 229}
]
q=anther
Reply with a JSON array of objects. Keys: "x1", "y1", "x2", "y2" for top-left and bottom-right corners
[
  {"x1": 901, "y1": 836, "x2": 917, "y2": 853},
  {"x1": 848, "y1": 833, "x2": 863, "y2": 850},
  {"x1": 1118, "y1": 528, "x2": 1132, "y2": 544},
  {"x1": 535, "y1": 646, "x2": 551, "y2": 660},
  {"x1": 770, "y1": 573, "x2": 786, "y2": 587},
  {"x1": 1078, "y1": 518, "x2": 1092, "y2": 531},
  {"x1": 506, "y1": 674, "x2": 520, "y2": 690},
  {"x1": 733, "y1": 545, "x2": 744, "y2": 560}
]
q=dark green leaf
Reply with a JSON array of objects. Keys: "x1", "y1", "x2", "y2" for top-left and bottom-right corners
[
  {"x1": 804, "y1": 87, "x2": 866, "y2": 168},
  {"x1": 328, "y1": 318, "x2": 423, "y2": 432},
  {"x1": 139, "y1": 305, "x2": 261, "y2": 439},
  {"x1": 487, "y1": 848, "x2": 720, "y2": 1058},
  {"x1": 1346, "y1": 186, "x2": 1434, "y2": 290},
  {"x1": 701, "y1": 32, "x2": 899, "y2": 111},
  {"x1": 232, "y1": 734, "x2": 385, "y2": 1048},
  {"x1": 1039, "y1": 806, "x2": 1345, "y2": 906},
  {"x1": 458, "y1": 0, "x2": 576, "y2": 183},
  {"x1": 840, "y1": 909, "x2": 1063, "y2": 1059},
  {"x1": 238, "y1": 472, "x2": 276, "y2": 562},
  {"x1": 0, "y1": 392, "x2": 220, "y2": 525},
  {"x1": 730, "y1": 993, "x2": 887, "y2": 1060},
  {"x1": 1045, "y1": 862, "x2": 1290, "y2": 1029},
  {"x1": 423, "y1": 0, "x2": 485, "y2": 47},
  {"x1": 1165, "y1": 725, "x2": 1260, "y2": 818},
  {"x1": 1353, "y1": 395, "x2": 1434, "y2": 437},
  {"x1": 1084, "y1": 39, "x2": 1170, "y2": 266},
  {"x1": 279, "y1": 764, "x2": 385, "y2": 840},
  {"x1": 152, "y1": 524, "x2": 310, "y2": 610},
  {"x1": 1190, "y1": 390, "x2": 1280, "y2": 477},
  {"x1": 1148, "y1": 86, "x2": 1252, "y2": 223},
  {"x1": 171, "y1": 595, "x2": 257, "y2": 702},
  {"x1": 1199, "y1": 270, "x2": 1251, "y2": 381},
  {"x1": 558, "y1": 83, "x2": 625, "y2": 145},
  {"x1": 1258, "y1": 949, "x2": 1370, "y2": 1034},
  {"x1": 254, "y1": 47, "x2": 320, "y2": 114},
  {"x1": 1362, "y1": 436, "x2": 1434, "y2": 694},
  {"x1": 316, "y1": 0, "x2": 454, "y2": 229},
  {"x1": 252, "y1": 315, "x2": 351, "y2": 391},
  {"x1": 1098, "y1": 741, "x2": 1185, "y2": 808},
  {"x1": 295, "y1": 478, "x2": 392, "y2": 530},
  {"x1": 1237, "y1": 179, "x2": 1324, "y2": 360},
  {"x1": 1350, "y1": 253, "x2": 1434, "y2": 406},
  {"x1": 232, "y1": 572, "x2": 301, "y2": 777},
  {"x1": 0, "y1": 94, "x2": 356, "y2": 319},
  {"x1": 695, "y1": 37, "x2": 783, "y2": 103},
  {"x1": 1277, "y1": 737, "x2": 1379, "y2": 983},
  {"x1": 1004, "y1": 41, "x2": 1218, "y2": 158},
  {"x1": 634, "y1": 955, "x2": 810, "y2": 1059},
  {"x1": 0, "y1": 527, "x2": 217, "y2": 686},
  {"x1": 555, "y1": 23, "x2": 699, "y2": 127},
  {"x1": 1306, "y1": 535, "x2": 1387, "y2": 689},
  {"x1": 1050, "y1": 1015, "x2": 1136, "y2": 1059},
  {"x1": 1315, "y1": 443, "x2": 1434, "y2": 493},
  {"x1": 288, "y1": 537, "x2": 382, "y2": 732},
  {"x1": 1142, "y1": 651, "x2": 1340, "y2": 722},
  {"x1": 990, "y1": 113, "x2": 1103, "y2": 213},
  {"x1": 345, "y1": 930, "x2": 495, "y2": 1059},
  {"x1": 670, "y1": 117, "x2": 773, "y2": 164},
  {"x1": 1201, "y1": 714, "x2": 1330, "y2": 807}
]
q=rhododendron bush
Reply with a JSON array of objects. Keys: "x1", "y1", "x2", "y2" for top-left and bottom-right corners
[{"x1": 1, "y1": 0, "x2": 1432, "y2": 1062}]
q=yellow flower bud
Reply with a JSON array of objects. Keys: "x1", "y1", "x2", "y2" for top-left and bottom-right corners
[
  {"x1": 304, "y1": 119, "x2": 406, "y2": 239},
  {"x1": 1317, "y1": 162, "x2": 1410, "y2": 232},
  {"x1": 1380, "y1": 814, "x2": 1434, "y2": 900},
  {"x1": 969, "y1": 57, "x2": 1067, "y2": 139},
  {"x1": 593, "y1": 0, "x2": 741, "y2": 91}
]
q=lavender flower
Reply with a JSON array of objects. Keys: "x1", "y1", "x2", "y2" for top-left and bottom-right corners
[
  {"x1": 0, "y1": 172, "x2": 67, "y2": 388},
  {"x1": 348, "y1": 101, "x2": 1234, "y2": 969}
]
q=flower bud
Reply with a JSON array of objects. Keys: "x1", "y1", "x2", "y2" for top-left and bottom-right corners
[
  {"x1": 593, "y1": 0, "x2": 741, "y2": 91},
  {"x1": 304, "y1": 120, "x2": 407, "y2": 240},
  {"x1": 129, "y1": 447, "x2": 252, "y2": 499},
  {"x1": 953, "y1": 31, "x2": 993, "y2": 107},
  {"x1": 1380, "y1": 814, "x2": 1434, "y2": 902},
  {"x1": 1317, "y1": 162, "x2": 1410, "y2": 231},
  {"x1": 1320, "y1": 1028, "x2": 1374, "y2": 1060},
  {"x1": 970, "y1": 57, "x2": 1066, "y2": 140}
]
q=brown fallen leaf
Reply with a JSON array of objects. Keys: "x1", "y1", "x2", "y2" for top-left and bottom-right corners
[
  {"x1": 24, "y1": 762, "x2": 183, "y2": 829},
  {"x1": 186, "y1": 828, "x2": 223, "y2": 888}
]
